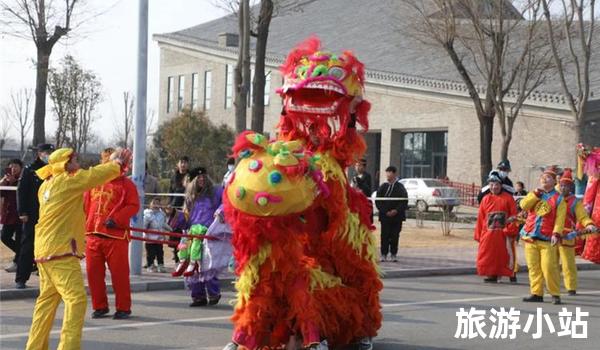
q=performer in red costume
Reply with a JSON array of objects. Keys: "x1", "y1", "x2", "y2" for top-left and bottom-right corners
[
  {"x1": 474, "y1": 171, "x2": 519, "y2": 283},
  {"x1": 84, "y1": 148, "x2": 140, "y2": 319},
  {"x1": 581, "y1": 146, "x2": 600, "y2": 263}
]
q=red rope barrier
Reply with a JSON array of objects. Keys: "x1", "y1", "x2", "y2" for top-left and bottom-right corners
[{"x1": 126, "y1": 226, "x2": 220, "y2": 241}]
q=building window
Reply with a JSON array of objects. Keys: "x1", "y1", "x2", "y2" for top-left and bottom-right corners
[
  {"x1": 204, "y1": 70, "x2": 212, "y2": 110},
  {"x1": 248, "y1": 70, "x2": 271, "y2": 106},
  {"x1": 178, "y1": 75, "x2": 185, "y2": 111},
  {"x1": 225, "y1": 64, "x2": 233, "y2": 109},
  {"x1": 400, "y1": 131, "x2": 448, "y2": 179},
  {"x1": 191, "y1": 73, "x2": 199, "y2": 110},
  {"x1": 167, "y1": 76, "x2": 175, "y2": 113},
  {"x1": 264, "y1": 71, "x2": 271, "y2": 106}
]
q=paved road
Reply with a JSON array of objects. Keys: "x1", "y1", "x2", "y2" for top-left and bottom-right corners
[{"x1": 1, "y1": 271, "x2": 599, "y2": 349}]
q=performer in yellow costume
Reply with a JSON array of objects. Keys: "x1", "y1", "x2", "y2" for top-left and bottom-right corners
[
  {"x1": 519, "y1": 166, "x2": 567, "y2": 305},
  {"x1": 26, "y1": 147, "x2": 131, "y2": 350},
  {"x1": 557, "y1": 169, "x2": 596, "y2": 295}
]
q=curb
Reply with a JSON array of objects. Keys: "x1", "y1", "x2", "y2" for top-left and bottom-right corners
[{"x1": 2, "y1": 263, "x2": 599, "y2": 301}]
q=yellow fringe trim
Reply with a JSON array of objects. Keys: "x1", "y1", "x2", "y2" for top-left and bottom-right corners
[
  {"x1": 235, "y1": 243, "x2": 272, "y2": 308},
  {"x1": 309, "y1": 266, "x2": 343, "y2": 291},
  {"x1": 316, "y1": 152, "x2": 347, "y2": 184},
  {"x1": 339, "y1": 211, "x2": 382, "y2": 276}
]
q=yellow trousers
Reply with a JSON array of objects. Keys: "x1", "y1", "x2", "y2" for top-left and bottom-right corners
[
  {"x1": 558, "y1": 244, "x2": 577, "y2": 291},
  {"x1": 26, "y1": 258, "x2": 87, "y2": 350},
  {"x1": 524, "y1": 240, "x2": 560, "y2": 297}
]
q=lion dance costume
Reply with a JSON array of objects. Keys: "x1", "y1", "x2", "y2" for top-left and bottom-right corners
[
  {"x1": 578, "y1": 145, "x2": 600, "y2": 263},
  {"x1": 222, "y1": 37, "x2": 382, "y2": 350}
]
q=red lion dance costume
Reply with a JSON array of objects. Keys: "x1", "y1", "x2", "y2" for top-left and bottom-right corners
[
  {"x1": 222, "y1": 37, "x2": 382, "y2": 350},
  {"x1": 579, "y1": 145, "x2": 600, "y2": 263}
]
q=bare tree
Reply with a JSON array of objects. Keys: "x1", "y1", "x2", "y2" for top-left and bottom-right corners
[
  {"x1": 213, "y1": 0, "x2": 312, "y2": 133},
  {"x1": 541, "y1": 0, "x2": 597, "y2": 143},
  {"x1": 400, "y1": 0, "x2": 553, "y2": 183},
  {"x1": 250, "y1": 0, "x2": 273, "y2": 133},
  {"x1": 235, "y1": 0, "x2": 251, "y2": 133},
  {"x1": 114, "y1": 91, "x2": 134, "y2": 147},
  {"x1": 48, "y1": 55, "x2": 102, "y2": 154},
  {"x1": 4, "y1": 88, "x2": 34, "y2": 156},
  {"x1": 0, "y1": 0, "x2": 86, "y2": 146}
]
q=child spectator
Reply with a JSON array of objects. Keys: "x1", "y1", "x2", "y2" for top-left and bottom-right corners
[{"x1": 143, "y1": 198, "x2": 171, "y2": 272}]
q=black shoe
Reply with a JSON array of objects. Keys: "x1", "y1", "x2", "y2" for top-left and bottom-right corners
[
  {"x1": 189, "y1": 299, "x2": 208, "y2": 307},
  {"x1": 15, "y1": 282, "x2": 27, "y2": 289},
  {"x1": 523, "y1": 295, "x2": 544, "y2": 303},
  {"x1": 568, "y1": 290, "x2": 576, "y2": 296},
  {"x1": 92, "y1": 308, "x2": 110, "y2": 319},
  {"x1": 552, "y1": 296, "x2": 562, "y2": 305},
  {"x1": 510, "y1": 276, "x2": 517, "y2": 283},
  {"x1": 113, "y1": 310, "x2": 131, "y2": 319},
  {"x1": 208, "y1": 294, "x2": 221, "y2": 306},
  {"x1": 483, "y1": 277, "x2": 498, "y2": 283}
]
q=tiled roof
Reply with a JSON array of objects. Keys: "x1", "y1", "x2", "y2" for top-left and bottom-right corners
[{"x1": 155, "y1": 0, "x2": 600, "y2": 104}]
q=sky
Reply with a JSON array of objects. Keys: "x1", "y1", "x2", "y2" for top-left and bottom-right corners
[{"x1": 0, "y1": 0, "x2": 229, "y2": 149}]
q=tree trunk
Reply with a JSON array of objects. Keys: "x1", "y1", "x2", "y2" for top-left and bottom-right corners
[
  {"x1": 234, "y1": 0, "x2": 250, "y2": 133},
  {"x1": 574, "y1": 117, "x2": 583, "y2": 144},
  {"x1": 251, "y1": 0, "x2": 274, "y2": 133},
  {"x1": 33, "y1": 48, "x2": 51, "y2": 146},
  {"x1": 480, "y1": 113, "x2": 494, "y2": 185},
  {"x1": 500, "y1": 134, "x2": 511, "y2": 164}
]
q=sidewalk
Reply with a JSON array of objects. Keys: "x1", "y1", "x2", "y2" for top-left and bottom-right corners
[{"x1": 2, "y1": 217, "x2": 599, "y2": 300}]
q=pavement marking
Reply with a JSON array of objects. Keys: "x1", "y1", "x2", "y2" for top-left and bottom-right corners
[
  {"x1": 2, "y1": 291, "x2": 599, "y2": 340},
  {"x1": 381, "y1": 290, "x2": 600, "y2": 308},
  {"x1": 0, "y1": 315, "x2": 231, "y2": 340}
]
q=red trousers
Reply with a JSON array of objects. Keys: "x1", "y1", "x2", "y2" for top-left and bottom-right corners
[{"x1": 85, "y1": 235, "x2": 131, "y2": 312}]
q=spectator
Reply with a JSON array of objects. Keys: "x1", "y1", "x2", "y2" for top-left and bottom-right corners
[
  {"x1": 477, "y1": 159, "x2": 515, "y2": 203},
  {"x1": 222, "y1": 157, "x2": 235, "y2": 187},
  {"x1": 169, "y1": 156, "x2": 190, "y2": 208},
  {"x1": 375, "y1": 166, "x2": 408, "y2": 262},
  {"x1": 143, "y1": 197, "x2": 171, "y2": 273},
  {"x1": 514, "y1": 181, "x2": 528, "y2": 196},
  {"x1": 144, "y1": 162, "x2": 159, "y2": 196},
  {"x1": 351, "y1": 158, "x2": 372, "y2": 197},
  {"x1": 1, "y1": 159, "x2": 23, "y2": 272},
  {"x1": 16, "y1": 143, "x2": 55, "y2": 289}
]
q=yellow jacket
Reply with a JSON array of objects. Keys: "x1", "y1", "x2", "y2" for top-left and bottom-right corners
[
  {"x1": 562, "y1": 195, "x2": 594, "y2": 247},
  {"x1": 520, "y1": 189, "x2": 567, "y2": 240},
  {"x1": 34, "y1": 162, "x2": 121, "y2": 262}
]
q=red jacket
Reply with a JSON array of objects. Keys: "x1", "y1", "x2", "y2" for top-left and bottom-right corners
[
  {"x1": 0, "y1": 178, "x2": 19, "y2": 225},
  {"x1": 84, "y1": 176, "x2": 140, "y2": 239}
]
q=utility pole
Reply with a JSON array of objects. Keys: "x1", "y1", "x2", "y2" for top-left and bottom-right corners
[{"x1": 130, "y1": 0, "x2": 148, "y2": 275}]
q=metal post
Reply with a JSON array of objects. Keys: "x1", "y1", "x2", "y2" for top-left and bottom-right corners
[{"x1": 130, "y1": 0, "x2": 148, "y2": 275}]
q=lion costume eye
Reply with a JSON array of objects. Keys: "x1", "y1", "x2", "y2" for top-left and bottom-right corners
[
  {"x1": 296, "y1": 66, "x2": 308, "y2": 78},
  {"x1": 328, "y1": 66, "x2": 346, "y2": 80}
]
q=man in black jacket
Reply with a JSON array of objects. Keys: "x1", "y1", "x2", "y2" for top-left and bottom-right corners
[
  {"x1": 169, "y1": 156, "x2": 190, "y2": 208},
  {"x1": 477, "y1": 159, "x2": 515, "y2": 203},
  {"x1": 351, "y1": 158, "x2": 373, "y2": 197},
  {"x1": 15, "y1": 143, "x2": 54, "y2": 289},
  {"x1": 375, "y1": 166, "x2": 408, "y2": 262}
]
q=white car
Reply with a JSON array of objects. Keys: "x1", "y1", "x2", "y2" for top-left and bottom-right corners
[{"x1": 399, "y1": 178, "x2": 461, "y2": 212}]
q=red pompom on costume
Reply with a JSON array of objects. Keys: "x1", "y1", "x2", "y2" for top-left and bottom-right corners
[{"x1": 223, "y1": 38, "x2": 382, "y2": 349}]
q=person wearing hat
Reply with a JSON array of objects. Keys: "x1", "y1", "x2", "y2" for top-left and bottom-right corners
[
  {"x1": 474, "y1": 171, "x2": 519, "y2": 283},
  {"x1": 15, "y1": 143, "x2": 55, "y2": 289},
  {"x1": 557, "y1": 168, "x2": 596, "y2": 295},
  {"x1": 83, "y1": 148, "x2": 140, "y2": 320},
  {"x1": 519, "y1": 165, "x2": 567, "y2": 305},
  {"x1": 180, "y1": 167, "x2": 225, "y2": 306},
  {"x1": 477, "y1": 159, "x2": 515, "y2": 204},
  {"x1": 25, "y1": 147, "x2": 131, "y2": 350}
]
